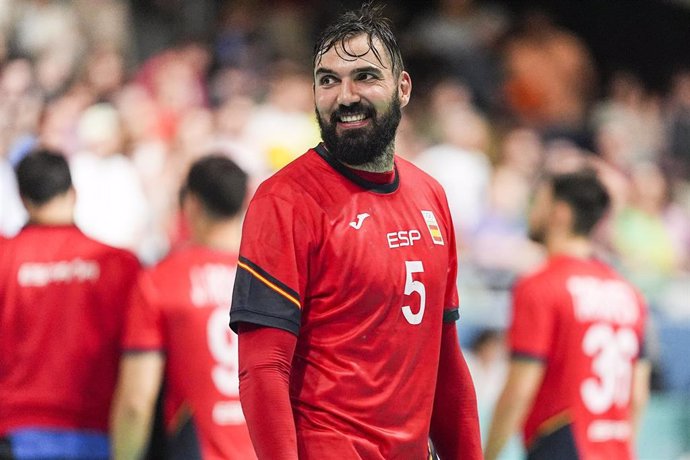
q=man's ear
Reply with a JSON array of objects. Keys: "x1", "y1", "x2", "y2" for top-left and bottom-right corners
[{"x1": 398, "y1": 71, "x2": 412, "y2": 108}]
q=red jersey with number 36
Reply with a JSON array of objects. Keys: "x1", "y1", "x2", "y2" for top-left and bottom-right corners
[
  {"x1": 510, "y1": 255, "x2": 647, "y2": 460},
  {"x1": 230, "y1": 144, "x2": 460, "y2": 459},
  {"x1": 122, "y1": 244, "x2": 255, "y2": 460}
]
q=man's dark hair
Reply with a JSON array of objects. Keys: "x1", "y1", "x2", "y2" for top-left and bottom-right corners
[
  {"x1": 15, "y1": 149, "x2": 73, "y2": 205},
  {"x1": 551, "y1": 169, "x2": 611, "y2": 236},
  {"x1": 182, "y1": 155, "x2": 248, "y2": 219},
  {"x1": 313, "y1": 2, "x2": 404, "y2": 78}
]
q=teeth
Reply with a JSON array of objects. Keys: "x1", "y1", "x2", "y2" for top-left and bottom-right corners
[{"x1": 340, "y1": 114, "x2": 366, "y2": 123}]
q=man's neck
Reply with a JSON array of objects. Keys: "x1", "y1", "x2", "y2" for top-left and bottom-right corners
[
  {"x1": 342, "y1": 144, "x2": 395, "y2": 173},
  {"x1": 546, "y1": 234, "x2": 594, "y2": 259},
  {"x1": 191, "y1": 218, "x2": 242, "y2": 253},
  {"x1": 26, "y1": 196, "x2": 74, "y2": 226}
]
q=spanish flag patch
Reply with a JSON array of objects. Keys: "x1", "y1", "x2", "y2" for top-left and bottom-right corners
[{"x1": 421, "y1": 210, "x2": 444, "y2": 245}]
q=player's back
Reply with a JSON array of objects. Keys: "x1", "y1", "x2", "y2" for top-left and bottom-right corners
[
  {"x1": 123, "y1": 244, "x2": 255, "y2": 460},
  {"x1": 511, "y1": 255, "x2": 646, "y2": 460},
  {"x1": 0, "y1": 224, "x2": 140, "y2": 434}
]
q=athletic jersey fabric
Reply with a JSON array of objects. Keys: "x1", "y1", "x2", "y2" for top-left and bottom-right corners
[
  {"x1": 231, "y1": 143, "x2": 460, "y2": 459},
  {"x1": 0, "y1": 224, "x2": 140, "y2": 434},
  {"x1": 122, "y1": 244, "x2": 255, "y2": 460},
  {"x1": 510, "y1": 255, "x2": 647, "y2": 460}
]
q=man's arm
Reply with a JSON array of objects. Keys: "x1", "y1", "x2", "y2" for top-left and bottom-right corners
[
  {"x1": 238, "y1": 323, "x2": 298, "y2": 460},
  {"x1": 110, "y1": 351, "x2": 165, "y2": 460},
  {"x1": 429, "y1": 322, "x2": 483, "y2": 460},
  {"x1": 484, "y1": 359, "x2": 545, "y2": 460},
  {"x1": 631, "y1": 358, "x2": 651, "y2": 437}
]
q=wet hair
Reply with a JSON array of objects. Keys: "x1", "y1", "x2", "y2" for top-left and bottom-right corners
[
  {"x1": 551, "y1": 169, "x2": 611, "y2": 236},
  {"x1": 313, "y1": 2, "x2": 404, "y2": 78},
  {"x1": 15, "y1": 149, "x2": 72, "y2": 205},
  {"x1": 181, "y1": 154, "x2": 248, "y2": 219}
]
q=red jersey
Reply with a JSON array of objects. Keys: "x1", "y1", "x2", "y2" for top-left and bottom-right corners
[
  {"x1": 510, "y1": 255, "x2": 647, "y2": 460},
  {"x1": 231, "y1": 144, "x2": 460, "y2": 459},
  {"x1": 122, "y1": 244, "x2": 255, "y2": 460},
  {"x1": 0, "y1": 225, "x2": 140, "y2": 434}
]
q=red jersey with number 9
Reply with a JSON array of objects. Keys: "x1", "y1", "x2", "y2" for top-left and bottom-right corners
[
  {"x1": 122, "y1": 244, "x2": 255, "y2": 460},
  {"x1": 230, "y1": 144, "x2": 460, "y2": 459},
  {"x1": 509, "y1": 255, "x2": 647, "y2": 460}
]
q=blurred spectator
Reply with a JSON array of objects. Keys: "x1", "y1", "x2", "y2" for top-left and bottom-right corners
[
  {"x1": 0, "y1": 159, "x2": 26, "y2": 237},
  {"x1": 414, "y1": 102, "x2": 492, "y2": 247},
  {"x1": 211, "y1": 94, "x2": 268, "y2": 184},
  {"x1": 0, "y1": 56, "x2": 42, "y2": 165},
  {"x1": 501, "y1": 9, "x2": 597, "y2": 143},
  {"x1": 38, "y1": 85, "x2": 94, "y2": 157},
  {"x1": 612, "y1": 161, "x2": 690, "y2": 300},
  {"x1": 464, "y1": 329, "x2": 508, "y2": 410},
  {"x1": 592, "y1": 71, "x2": 665, "y2": 174},
  {"x1": 243, "y1": 60, "x2": 320, "y2": 171},
  {"x1": 665, "y1": 69, "x2": 690, "y2": 181},
  {"x1": 133, "y1": 38, "x2": 211, "y2": 143},
  {"x1": 404, "y1": 0, "x2": 509, "y2": 113},
  {"x1": 69, "y1": 103, "x2": 151, "y2": 259},
  {"x1": 79, "y1": 45, "x2": 128, "y2": 103},
  {"x1": 471, "y1": 126, "x2": 545, "y2": 284}
]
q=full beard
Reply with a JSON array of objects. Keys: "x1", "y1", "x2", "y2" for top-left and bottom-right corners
[{"x1": 317, "y1": 94, "x2": 401, "y2": 169}]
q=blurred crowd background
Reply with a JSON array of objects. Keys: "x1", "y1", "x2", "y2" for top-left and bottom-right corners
[{"x1": 1, "y1": 0, "x2": 689, "y2": 457}]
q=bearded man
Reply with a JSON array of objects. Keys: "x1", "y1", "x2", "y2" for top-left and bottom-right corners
[{"x1": 229, "y1": 4, "x2": 482, "y2": 459}]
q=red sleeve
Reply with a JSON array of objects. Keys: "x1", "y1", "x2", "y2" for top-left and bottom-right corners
[
  {"x1": 238, "y1": 323, "x2": 298, "y2": 460},
  {"x1": 509, "y1": 277, "x2": 554, "y2": 360},
  {"x1": 429, "y1": 323, "x2": 482, "y2": 460},
  {"x1": 121, "y1": 271, "x2": 164, "y2": 351}
]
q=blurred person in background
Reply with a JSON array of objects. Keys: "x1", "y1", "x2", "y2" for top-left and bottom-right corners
[
  {"x1": 485, "y1": 169, "x2": 650, "y2": 460},
  {"x1": 413, "y1": 81, "x2": 492, "y2": 250},
  {"x1": 403, "y1": 0, "x2": 509, "y2": 114},
  {"x1": 230, "y1": 4, "x2": 482, "y2": 459},
  {"x1": 211, "y1": 94, "x2": 268, "y2": 185},
  {"x1": 501, "y1": 9, "x2": 597, "y2": 145},
  {"x1": 471, "y1": 125, "x2": 545, "y2": 287},
  {"x1": 464, "y1": 329, "x2": 508, "y2": 412},
  {"x1": 0, "y1": 56, "x2": 41, "y2": 236},
  {"x1": 69, "y1": 102, "x2": 151, "y2": 261},
  {"x1": 0, "y1": 149, "x2": 140, "y2": 460},
  {"x1": 612, "y1": 161, "x2": 690, "y2": 301},
  {"x1": 111, "y1": 155, "x2": 254, "y2": 460},
  {"x1": 591, "y1": 71, "x2": 664, "y2": 171},
  {"x1": 243, "y1": 59, "x2": 321, "y2": 171}
]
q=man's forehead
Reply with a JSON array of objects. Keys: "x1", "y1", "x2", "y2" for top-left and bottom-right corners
[{"x1": 315, "y1": 34, "x2": 391, "y2": 70}]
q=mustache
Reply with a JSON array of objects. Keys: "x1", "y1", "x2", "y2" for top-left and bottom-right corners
[{"x1": 330, "y1": 103, "x2": 375, "y2": 123}]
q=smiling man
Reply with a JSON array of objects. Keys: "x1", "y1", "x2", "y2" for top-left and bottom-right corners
[{"x1": 229, "y1": 3, "x2": 482, "y2": 459}]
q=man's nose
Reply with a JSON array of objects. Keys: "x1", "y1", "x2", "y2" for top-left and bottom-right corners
[{"x1": 337, "y1": 79, "x2": 360, "y2": 106}]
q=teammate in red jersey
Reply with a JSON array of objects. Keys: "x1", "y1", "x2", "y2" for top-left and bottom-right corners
[
  {"x1": 111, "y1": 155, "x2": 255, "y2": 460},
  {"x1": 484, "y1": 170, "x2": 650, "y2": 460},
  {"x1": 0, "y1": 149, "x2": 140, "y2": 459},
  {"x1": 229, "y1": 3, "x2": 482, "y2": 459}
]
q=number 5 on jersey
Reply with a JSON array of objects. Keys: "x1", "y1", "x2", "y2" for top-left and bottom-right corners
[{"x1": 402, "y1": 261, "x2": 426, "y2": 325}]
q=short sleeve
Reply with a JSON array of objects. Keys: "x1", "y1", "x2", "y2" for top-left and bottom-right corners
[
  {"x1": 121, "y1": 271, "x2": 165, "y2": 352},
  {"x1": 230, "y1": 193, "x2": 310, "y2": 335},
  {"x1": 509, "y1": 277, "x2": 554, "y2": 361}
]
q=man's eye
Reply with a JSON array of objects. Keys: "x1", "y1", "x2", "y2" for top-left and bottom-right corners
[
  {"x1": 319, "y1": 75, "x2": 336, "y2": 85},
  {"x1": 357, "y1": 72, "x2": 376, "y2": 81}
]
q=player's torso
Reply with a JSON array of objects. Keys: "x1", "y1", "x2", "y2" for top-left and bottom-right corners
[
  {"x1": 284, "y1": 150, "x2": 455, "y2": 458},
  {"x1": 529, "y1": 257, "x2": 645, "y2": 459},
  {"x1": 150, "y1": 247, "x2": 254, "y2": 459}
]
